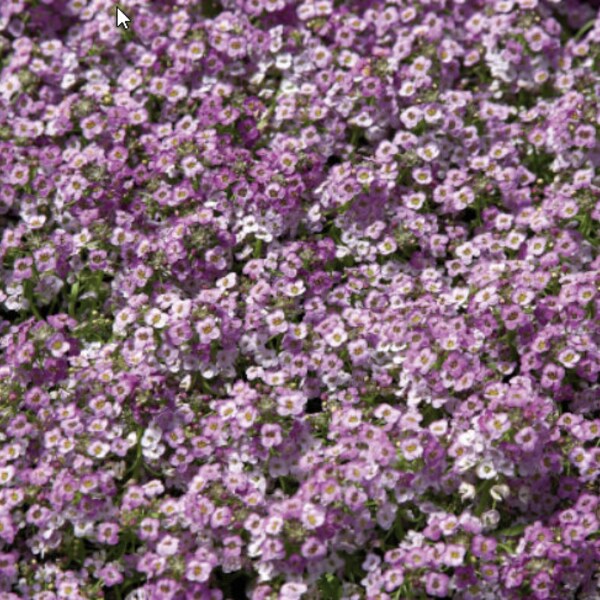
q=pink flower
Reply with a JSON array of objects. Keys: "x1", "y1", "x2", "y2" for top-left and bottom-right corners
[
  {"x1": 425, "y1": 572, "x2": 450, "y2": 597},
  {"x1": 185, "y1": 560, "x2": 212, "y2": 582},
  {"x1": 401, "y1": 438, "x2": 423, "y2": 461}
]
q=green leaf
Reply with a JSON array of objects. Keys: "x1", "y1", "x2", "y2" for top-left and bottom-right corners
[
  {"x1": 68, "y1": 280, "x2": 80, "y2": 318},
  {"x1": 474, "y1": 479, "x2": 496, "y2": 516},
  {"x1": 23, "y1": 279, "x2": 43, "y2": 320},
  {"x1": 253, "y1": 238, "x2": 263, "y2": 258},
  {"x1": 496, "y1": 523, "x2": 527, "y2": 537},
  {"x1": 318, "y1": 573, "x2": 342, "y2": 600},
  {"x1": 394, "y1": 513, "x2": 405, "y2": 541}
]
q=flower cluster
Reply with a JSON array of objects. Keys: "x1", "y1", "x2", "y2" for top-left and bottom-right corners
[{"x1": 1, "y1": 0, "x2": 600, "y2": 598}]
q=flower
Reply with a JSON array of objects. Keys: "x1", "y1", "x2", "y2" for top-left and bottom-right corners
[
  {"x1": 185, "y1": 560, "x2": 212, "y2": 582},
  {"x1": 301, "y1": 537, "x2": 326, "y2": 560},
  {"x1": 0, "y1": 0, "x2": 597, "y2": 597},
  {"x1": 476, "y1": 460, "x2": 497, "y2": 480},
  {"x1": 401, "y1": 438, "x2": 423, "y2": 461},
  {"x1": 425, "y1": 572, "x2": 450, "y2": 597}
]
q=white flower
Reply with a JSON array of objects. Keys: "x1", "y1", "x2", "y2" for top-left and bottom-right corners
[
  {"x1": 0, "y1": 466, "x2": 15, "y2": 485},
  {"x1": 490, "y1": 484, "x2": 510, "y2": 502},
  {"x1": 452, "y1": 287, "x2": 470, "y2": 306},
  {"x1": 141, "y1": 426, "x2": 162, "y2": 449},
  {"x1": 23, "y1": 213, "x2": 47, "y2": 229},
  {"x1": 476, "y1": 460, "x2": 497, "y2": 480},
  {"x1": 87, "y1": 441, "x2": 109, "y2": 459},
  {"x1": 280, "y1": 582, "x2": 308, "y2": 600},
  {"x1": 143, "y1": 480, "x2": 164, "y2": 497},
  {"x1": 326, "y1": 327, "x2": 347, "y2": 348},
  {"x1": 284, "y1": 281, "x2": 306, "y2": 297},
  {"x1": 179, "y1": 374, "x2": 192, "y2": 391},
  {"x1": 301, "y1": 504, "x2": 326, "y2": 530},
  {"x1": 256, "y1": 560, "x2": 274, "y2": 581},
  {"x1": 276, "y1": 53, "x2": 293, "y2": 70},
  {"x1": 558, "y1": 349, "x2": 581, "y2": 368},
  {"x1": 144, "y1": 308, "x2": 168, "y2": 329},
  {"x1": 125, "y1": 590, "x2": 148, "y2": 600},
  {"x1": 61, "y1": 73, "x2": 77, "y2": 89},
  {"x1": 481, "y1": 510, "x2": 501, "y2": 530},
  {"x1": 455, "y1": 242, "x2": 479, "y2": 264},
  {"x1": 73, "y1": 521, "x2": 94, "y2": 538},
  {"x1": 458, "y1": 482, "x2": 476, "y2": 501},
  {"x1": 157, "y1": 535, "x2": 179, "y2": 557},
  {"x1": 216, "y1": 273, "x2": 237, "y2": 290}
]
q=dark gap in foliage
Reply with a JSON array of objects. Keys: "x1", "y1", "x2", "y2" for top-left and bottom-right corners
[
  {"x1": 202, "y1": 0, "x2": 224, "y2": 18},
  {"x1": 462, "y1": 207, "x2": 479, "y2": 226},
  {"x1": 230, "y1": 572, "x2": 252, "y2": 600},
  {"x1": 306, "y1": 397, "x2": 323, "y2": 413},
  {"x1": 213, "y1": 568, "x2": 252, "y2": 600}
]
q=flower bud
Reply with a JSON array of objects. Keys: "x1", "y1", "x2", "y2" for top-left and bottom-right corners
[
  {"x1": 459, "y1": 482, "x2": 476, "y2": 501},
  {"x1": 490, "y1": 484, "x2": 510, "y2": 502},
  {"x1": 481, "y1": 510, "x2": 501, "y2": 531}
]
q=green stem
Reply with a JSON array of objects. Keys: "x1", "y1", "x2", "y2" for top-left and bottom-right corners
[
  {"x1": 253, "y1": 238, "x2": 263, "y2": 258},
  {"x1": 68, "y1": 280, "x2": 80, "y2": 318},
  {"x1": 574, "y1": 19, "x2": 595, "y2": 41},
  {"x1": 24, "y1": 280, "x2": 43, "y2": 320}
]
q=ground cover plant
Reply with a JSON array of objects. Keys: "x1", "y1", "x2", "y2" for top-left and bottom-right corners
[{"x1": 1, "y1": 0, "x2": 600, "y2": 598}]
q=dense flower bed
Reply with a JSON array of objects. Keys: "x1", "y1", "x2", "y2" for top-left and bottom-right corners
[{"x1": 1, "y1": 0, "x2": 600, "y2": 598}]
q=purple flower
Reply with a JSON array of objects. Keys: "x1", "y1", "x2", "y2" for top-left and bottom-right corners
[
  {"x1": 300, "y1": 537, "x2": 326, "y2": 560},
  {"x1": 0, "y1": 0, "x2": 598, "y2": 597},
  {"x1": 97, "y1": 522, "x2": 119, "y2": 545},
  {"x1": 400, "y1": 438, "x2": 423, "y2": 461},
  {"x1": 425, "y1": 572, "x2": 450, "y2": 597}
]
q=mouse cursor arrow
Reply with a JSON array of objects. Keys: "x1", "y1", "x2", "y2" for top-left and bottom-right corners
[{"x1": 116, "y1": 6, "x2": 131, "y2": 30}]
